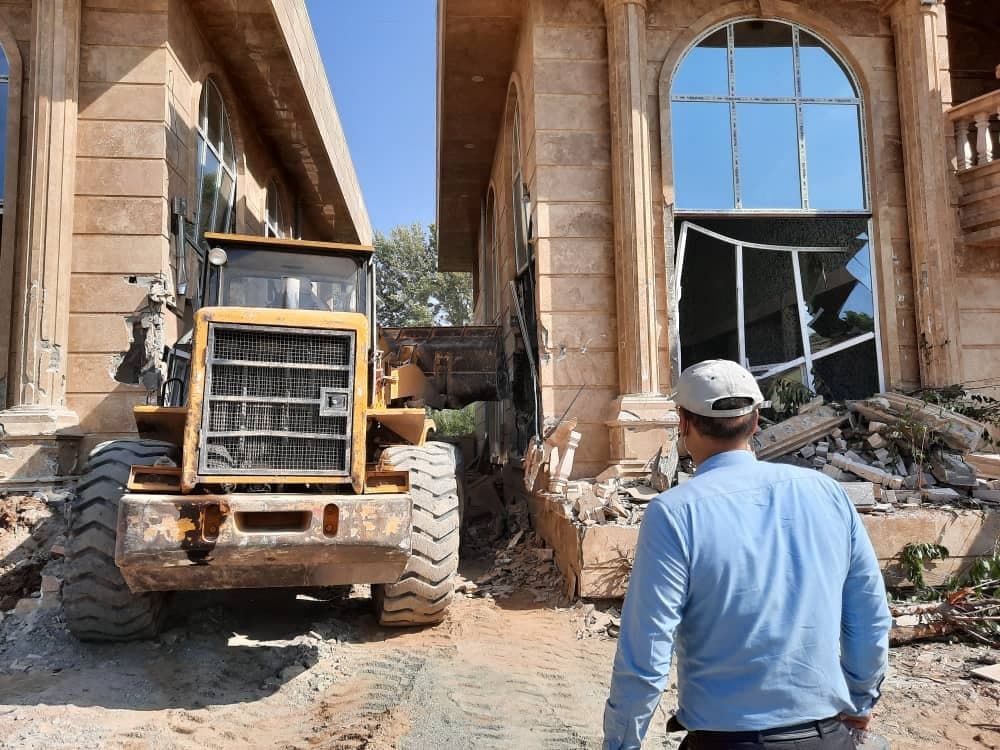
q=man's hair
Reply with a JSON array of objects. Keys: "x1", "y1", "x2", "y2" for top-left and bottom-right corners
[{"x1": 680, "y1": 397, "x2": 758, "y2": 441}]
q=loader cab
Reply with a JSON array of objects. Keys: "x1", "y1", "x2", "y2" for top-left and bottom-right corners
[{"x1": 162, "y1": 233, "x2": 376, "y2": 407}]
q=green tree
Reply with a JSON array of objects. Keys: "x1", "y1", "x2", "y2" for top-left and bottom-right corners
[{"x1": 374, "y1": 223, "x2": 472, "y2": 327}]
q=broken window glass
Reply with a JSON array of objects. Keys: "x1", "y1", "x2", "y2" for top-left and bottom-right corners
[
  {"x1": 675, "y1": 220, "x2": 882, "y2": 398},
  {"x1": 679, "y1": 228, "x2": 739, "y2": 367},
  {"x1": 743, "y1": 249, "x2": 802, "y2": 372}
]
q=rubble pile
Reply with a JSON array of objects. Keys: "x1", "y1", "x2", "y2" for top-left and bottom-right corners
[
  {"x1": 529, "y1": 391, "x2": 1000, "y2": 527},
  {"x1": 758, "y1": 392, "x2": 999, "y2": 514},
  {"x1": 0, "y1": 494, "x2": 67, "y2": 617},
  {"x1": 455, "y1": 530, "x2": 566, "y2": 605}
]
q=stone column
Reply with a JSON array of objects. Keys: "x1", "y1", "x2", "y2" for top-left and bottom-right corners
[
  {"x1": 0, "y1": 0, "x2": 82, "y2": 484},
  {"x1": 604, "y1": 0, "x2": 677, "y2": 476},
  {"x1": 885, "y1": 0, "x2": 962, "y2": 387}
]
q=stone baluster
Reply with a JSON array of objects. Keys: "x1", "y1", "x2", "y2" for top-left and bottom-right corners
[
  {"x1": 956, "y1": 119, "x2": 974, "y2": 170},
  {"x1": 975, "y1": 113, "x2": 994, "y2": 166}
]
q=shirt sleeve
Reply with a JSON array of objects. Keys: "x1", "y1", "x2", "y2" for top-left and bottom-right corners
[
  {"x1": 603, "y1": 500, "x2": 689, "y2": 750},
  {"x1": 840, "y1": 499, "x2": 892, "y2": 716}
]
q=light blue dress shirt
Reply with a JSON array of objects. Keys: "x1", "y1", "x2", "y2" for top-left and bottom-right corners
[{"x1": 603, "y1": 450, "x2": 891, "y2": 749}]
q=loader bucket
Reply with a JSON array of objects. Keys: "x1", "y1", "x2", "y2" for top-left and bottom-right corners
[{"x1": 380, "y1": 326, "x2": 507, "y2": 409}]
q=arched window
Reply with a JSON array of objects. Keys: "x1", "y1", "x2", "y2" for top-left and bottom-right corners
[
  {"x1": 265, "y1": 179, "x2": 287, "y2": 238},
  {"x1": 670, "y1": 20, "x2": 881, "y2": 400},
  {"x1": 511, "y1": 100, "x2": 531, "y2": 273},
  {"x1": 193, "y1": 78, "x2": 237, "y2": 241}
]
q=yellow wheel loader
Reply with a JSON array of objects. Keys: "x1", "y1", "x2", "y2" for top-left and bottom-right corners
[{"x1": 63, "y1": 233, "x2": 500, "y2": 640}]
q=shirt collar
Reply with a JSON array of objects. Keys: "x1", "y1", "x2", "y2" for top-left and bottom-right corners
[{"x1": 695, "y1": 449, "x2": 758, "y2": 476}]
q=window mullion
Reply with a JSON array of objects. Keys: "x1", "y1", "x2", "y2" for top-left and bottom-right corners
[
  {"x1": 727, "y1": 24, "x2": 740, "y2": 209},
  {"x1": 790, "y1": 249, "x2": 815, "y2": 391},
  {"x1": 792, "y1": 26, "x2": 810, "y2": 210},
  {"x1": 735, "y1": 243, "x2": 746, "y2": 367}
]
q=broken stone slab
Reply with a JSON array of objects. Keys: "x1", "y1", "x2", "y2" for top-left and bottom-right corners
[
  {"x1": 921, "y1": 487, "x2": 962, "y2": 502},
  {"x1": 973, "y1": 489, "x2": 1000, "y2": 503},
  {"x1": 882, "y1": 489, "x2": 898, "y2": 504},
  {"x1": 812, "y1": 457, "x2": 827, "y2": 468},
  {"x1": 873, "y1": 448, "x2": 891, "y2": 463},
  {"x1": 822, "y1": 465, "x2": 848, "y2": 481},
  {"x1": 754, "y1": 407, "x2": 847, "y2": 461},
  {"x1": 647, "y1": 443, "x2": 678, "y2": 493},
  {"x1": 800, "y1": 445, "x2": 816, "y2": 459},
  {"x1": 867, "y1": 433, "x2": 887, "y2": 450},
  {"x1": 13, "y1": 598, "x2": 40, "y2": 616},
  {"x1": 966, "y1": 452, "x2": 1000, "y2": 479},
  {"x1": 850, "y1": 393, "x2": 985, "y2": 453},
  {"x1": 929, "y1": 448, "x2": 977, "y2": 489},
  {"x1": 868, "y1": 421, "x2": 888, "y2": 434},
  {"x1": 829, "y1": 454, "x2": 904, "y2": 489},
  {"x1": 839, "y1": 482, "x2": 876, "y2": 507},
  {"x1": 40, "y1": 575, "x2": 61, "y2": 594},
  {"x1": 816, "y1": 443, "x2": 830, "y2": 458},
  {"x1": 971, "y1": 664, "x2": 1000, "y2": 684},
  {"x1": 596, "y1": 465, "x2": 625, "y2": 483},
  {"x1": 623, "y1": 485, "x2": 658, "y2": 503}
]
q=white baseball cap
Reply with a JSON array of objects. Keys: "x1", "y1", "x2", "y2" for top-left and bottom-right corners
[{"x1": 673, "y1": 359, "x2": 765, "y2": 417}]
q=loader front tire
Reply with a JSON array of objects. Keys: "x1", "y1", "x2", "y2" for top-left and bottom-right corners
[
  {"x1": 374, "y1": 442, "x2": 460, "y2": 627},
  {"x1": 63, "y1": 439, "x2": 178, "y2": 641}
]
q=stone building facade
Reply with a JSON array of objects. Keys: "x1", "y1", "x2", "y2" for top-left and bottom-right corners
[
  {"x1": 0, "y1": 0, "x2": 370, "y2": 487},
  {"x1": 437, "y1": 0, "x2": 1000, "y2": 480}
]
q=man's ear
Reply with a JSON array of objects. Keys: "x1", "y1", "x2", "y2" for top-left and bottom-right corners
[
  {"x1": 749, "y1": 409, "x2": 760, "y2": 435},
  {"x1": 678, "y1": 408, "x2": 690, "y2": 437}
]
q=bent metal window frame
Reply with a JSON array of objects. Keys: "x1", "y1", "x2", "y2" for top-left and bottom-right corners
[
  {"x1": 674, "y1": 221, "x2": 885, "y2": 392},
  {"x1": 671, "y1": 19, "x2": 870, "y2": 214}
]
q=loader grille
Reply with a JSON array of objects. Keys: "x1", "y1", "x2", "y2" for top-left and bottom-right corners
[{"x1": 199, "y1": 324, "x2": 355, "y2": 476}]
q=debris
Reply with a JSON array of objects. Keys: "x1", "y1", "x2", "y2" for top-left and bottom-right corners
[
  {"x1": 840, "y1": 482, "x2": 876, "y2": 507},
  {"x1": 830, "y1": 454, "x2": 904, "y2": 489},
  {"x1": 929, "y1": 448, "x2": 977, "y2": 488},
  {"x1": 506, "y1": 529, "x2": 525, "y2": 550},
  {"x1": 13, "y1": 598, "x2": 40, "y2": 615},
  {"x1": 850, "y1": 393, "x2": 985, "y2": 453},
  {"x1": 647, "y1": 442, "x2": 678, "y2": 493},
  {"x1": 623, "y1": 485, "x2": 658, "y2": 502},
  {"x1": 867, "y1": 433, "x2": 887, "y2": 450},
  {"x1": 596, "y1": 465, "x2": 624, "y2": 483},
  {"x1": 966, "y1": 452, "x2": 1000, "y2": 479},
  {"x1": 822, "y1": 465, "x2": 847, "y2": 481},
  {"x1": 753, "y1": 406, "x2": 848, "y2": 461},
  {"x1": 921, "y1": 487, "x2": 961, "y2": 502},
  {"x1": 971, "y1": 664, "x2": 1000, "y2": 683}
]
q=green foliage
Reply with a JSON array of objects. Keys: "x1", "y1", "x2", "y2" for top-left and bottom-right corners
[
  {"x1": 843, "y1": 310, "x2": 875, "y2": 333},
  {"x1": 900, "y1": 542, "x2": 950, "y2": 590},
  {"x1": 374, "y1": 223, "x2": 472, "y2": 327},
  {"x1": 762, "y1": 377, "x2": 816, "y2": 421},
  {"x1": 430, "y1": 405, "x2": 477, "y2": 437}
]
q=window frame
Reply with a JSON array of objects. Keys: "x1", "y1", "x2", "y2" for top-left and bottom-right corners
[
  {"x1": 264, "y1": 178, "x2": 287, "y2": 239},
  {"x1": 670, "y1": 18, "x2": 870, "y2": 215},
  {"x1": 511, "y1": 99, "x2": 531, "y2": 273},
  {"x1": 193, "y1": 78, "x2": 238, "y2": 242}
]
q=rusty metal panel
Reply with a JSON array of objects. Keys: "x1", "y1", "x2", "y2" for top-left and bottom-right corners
[{"x1": 115, "y1": 492, "x2": 412, "y2": 591}]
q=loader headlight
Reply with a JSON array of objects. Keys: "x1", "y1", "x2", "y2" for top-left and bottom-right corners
[{"x1": 207, "y1": 247, "x2": 228, "y2": 267}]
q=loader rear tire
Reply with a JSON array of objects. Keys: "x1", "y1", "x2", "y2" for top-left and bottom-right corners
[
  {"x1": 63, "y1": 439, "x2": 178, "y2": 641},
  {"x1": 374, "y1": 442, "x2": 460, "y2": 627}
]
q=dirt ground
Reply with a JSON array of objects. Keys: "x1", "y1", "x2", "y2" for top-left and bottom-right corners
[{"x1": 1, "y1": 495, "x2": 999, "y2": 750}]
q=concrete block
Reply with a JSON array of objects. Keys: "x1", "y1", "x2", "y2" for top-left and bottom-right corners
[
  {"x1": 867, "y1": 433, "x2": 887, "y2": 450},
  {"x1": 82, "y1": 9, "x2": 167, "y2": 47},
  {"x1": 840, "y1": 482, "x2": 877, "y2": 507},
  {"x1": 537, "y1": 275, "x2": 615, "y2": 313},
  {"x1": 79, "y1": 81, "x2": 166, "y2": 121},
  {"x1": 14, "y1": 598, "x2": 40, "y2": 615},
  {"x1": 76, "y1": 157, "x2": 166, "y2": 198},
  {"x1": 534, "y1": 165, "x2": 611, "y2": 203}
]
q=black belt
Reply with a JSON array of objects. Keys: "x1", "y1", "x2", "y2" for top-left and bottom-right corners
[{"x1": 686, "y1": 716, "x2": 844, "y2": 742}]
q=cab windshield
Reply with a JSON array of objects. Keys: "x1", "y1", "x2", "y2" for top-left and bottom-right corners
[{"x1": 219, "y1": 249, "x2": 363, "y2": 312}]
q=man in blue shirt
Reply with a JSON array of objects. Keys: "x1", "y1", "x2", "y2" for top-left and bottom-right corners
[{"x1": 603, "y1": 360, "x2": 891, "y2": 750}]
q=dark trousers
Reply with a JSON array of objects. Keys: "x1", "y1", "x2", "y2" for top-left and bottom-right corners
[{"x1": 679, "y1": 718, "x2": 854, "y2": 750}]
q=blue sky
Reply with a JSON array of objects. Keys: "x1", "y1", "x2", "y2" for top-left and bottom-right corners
[{"x1": 307, "y1": 1, "x2": 437, "y2": 237}]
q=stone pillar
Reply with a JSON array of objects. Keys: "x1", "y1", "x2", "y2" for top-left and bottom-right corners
[
  {"x1": 604, "y1": 0, "x2": 677, "y2": 475},
  {"x1": 0, "y1": 0, "x2": 82, "y2": 485},
  {"x1": 885, "y1": 0, "x2": 962, "y2": 387}
]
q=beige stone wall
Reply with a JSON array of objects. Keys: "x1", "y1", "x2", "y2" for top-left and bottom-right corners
[
  {"x1": 68, "y1": 0, "x2": 171, "y2": 452},
  {"x1": 0, "y1": 0, "x2": 36, "y2": 410},
  {"x1": 471, "y1": 0, "x2": 929, "y2": 478},
  {"x1": 63, "y1": 0, "x2": 319, "y2": 455}
]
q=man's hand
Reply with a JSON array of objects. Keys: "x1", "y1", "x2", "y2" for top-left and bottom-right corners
[{"x1": 839, "y1": 712, "x2": 871, "y2": 731}]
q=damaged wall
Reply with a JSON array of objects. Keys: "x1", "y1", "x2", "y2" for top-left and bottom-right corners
[{"x1": 65, "y1": 0, "x2": 326, "y2": 459}]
